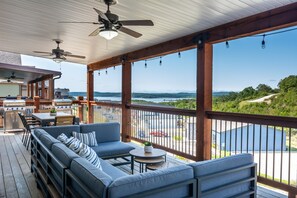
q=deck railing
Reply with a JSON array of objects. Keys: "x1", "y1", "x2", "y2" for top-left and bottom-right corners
[
  {"x1": 206, "y1": 111, "x2": 297, "y2": 196},
  {"x1": 127, "y1": 104, "x2": 197, "y2": 161},
  {"x1": 91, "y1": 101, "x2": 122, "y2": 126}
]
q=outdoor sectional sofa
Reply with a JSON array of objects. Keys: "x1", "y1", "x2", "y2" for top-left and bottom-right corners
[{"x1": 31, "y1": 122, "x2": 257, "y2": 198}]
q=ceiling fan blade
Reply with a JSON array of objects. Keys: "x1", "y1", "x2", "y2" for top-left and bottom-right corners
[
  {"x1": 118, "y1": 26, "x2": 142, "y2": 38},
  {"x1": 65, "y1": 54, "x2": 86, "y2": 59},
  {"x1": 119, "y1": 20, "x2": 154, "y2": 26},
  {"x1": 93, "y1": 8, "x2": 109, "y2": 21},
  {"x1": 33, "y1": 51, "x2": 52, "y2": 55},
  {"x1": 59, "y1": 21, "x2": 99, "y2": 24},
  {"x1": 89, "y1": 27, "x2": 100, "y2": 36}
]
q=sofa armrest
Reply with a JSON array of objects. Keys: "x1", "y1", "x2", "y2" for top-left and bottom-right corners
[{"x1": 108, "y1": 165, "x2": 195, "y2": 198}]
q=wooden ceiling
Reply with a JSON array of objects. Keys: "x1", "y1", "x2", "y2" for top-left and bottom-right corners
[{"x1": 0, "y1": 0, "x2": 296, "y2": 65}]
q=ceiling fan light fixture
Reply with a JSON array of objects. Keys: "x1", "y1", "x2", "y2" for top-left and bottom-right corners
[
  {"x1": 99, "y1": 29, "x2": 118, "y2": 40},
  {"x1": 53, "y1": 56, "x2": 66, "y2": 63}
]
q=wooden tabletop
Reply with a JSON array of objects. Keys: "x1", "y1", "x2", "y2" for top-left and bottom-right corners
[{"x1": 129, "y1": 148, "x2": 166, "y2": 158}]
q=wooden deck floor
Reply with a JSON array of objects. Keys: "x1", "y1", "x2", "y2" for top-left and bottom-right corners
[{"x1": 0, "y1": 130, "x2": 288, "y2": 198}]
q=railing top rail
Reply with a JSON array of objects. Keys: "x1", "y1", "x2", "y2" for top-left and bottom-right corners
[
  {"x1": 90, "y1": 101, "x2": 122, "y2": 107},
  {"x1": 127, "y1": 104, "x2": 196, "y2": 116},
  {"x1": 206, "y1": 111, "x2": 297, "y2": 128}
]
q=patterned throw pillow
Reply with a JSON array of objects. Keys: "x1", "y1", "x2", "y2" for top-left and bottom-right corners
[
  {"x1": 78, "y1": 144, "x2": 102, "y2": 170},
  {"x1": 72, "y1": 131, "x2": 98, "y2": 147},
  {"x1": 57, "y1": 133, "x2": 68, "y2": 143},
  {"x1": 66, "y1": 137, "x2": 102, "y2": 170},
  {"x1": 64, "y1": 137, "x2": 76, "y2": 147}
]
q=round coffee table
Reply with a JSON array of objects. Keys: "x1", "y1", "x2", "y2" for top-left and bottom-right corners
[{"x1": 129, "y1": 148, "x2": 166, "y2": 174}]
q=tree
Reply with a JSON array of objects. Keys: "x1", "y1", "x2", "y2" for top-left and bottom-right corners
[
  {"x1": 256, "y1": 84, "x2": 273, "y2": 93},
  {"x1": 278, "y1": 75, "x2": 297, "y2": 92}
]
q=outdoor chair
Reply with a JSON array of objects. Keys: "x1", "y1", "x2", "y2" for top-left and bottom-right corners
[
  {"x1": 54, "y1": 115, "x2": 75, "y2": 126},
  {"x1": 18, "y1": 112, "x2": 40, "y2": 150}
]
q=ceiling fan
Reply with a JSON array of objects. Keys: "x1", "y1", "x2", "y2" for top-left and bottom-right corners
[
  {"x1": 33, "y1": 39, "x2": 86, "y2": 63},
  {"x1": 59, "y1": 0, "x2": 154, "y2": 40},
  {"x1": 0, "y1": 72, "x2": 24, "y2": 83}
]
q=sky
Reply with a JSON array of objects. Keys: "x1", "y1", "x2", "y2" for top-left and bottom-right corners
[{"x1": 21, "y1": 27, "x2": 297, "y2": 93}]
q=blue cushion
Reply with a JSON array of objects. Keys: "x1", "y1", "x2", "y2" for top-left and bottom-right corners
[
  {"x1": 108, "y1": 165, "x2": 194, "y2": 198},
  {"x1": 189, "y1": 153, "x2": 254, "y2": 198},
  {"x1": 80, "y1": 122, "x2": 120, "y2": 143},
  {"x1": 99, "y1": 158, "x2": 127, "y2": 180},
  {"x1": 92, "y1": 141, "x2": 135, "y2": 158},
  {"x1": 42, "y1": 125, "x2": 80, "y2": 138},
  {"x1": 70, "y1": 158, "x2": 113, "y2": 197},
  {"x1": 33, "y1": 128, "x2": 48, "y2": 139},
  {"x1": 39, "y1": 134, "x2": 60, "y2": 150},
  {"x1": 51, "y1": 143, "x2": 80, "y2": 168}
]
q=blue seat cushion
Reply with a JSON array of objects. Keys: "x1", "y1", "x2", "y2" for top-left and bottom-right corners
[
  {"x1": 70, "y1": 158, "x2": 113, "y2": 197},
  {"x1": 108, "y1": 165, "x2": 194, "y2": 198},
  {"x1": 42, "y1": 125, "x2": 80, "y2": 138},
  {"x1": 39, "y1": 133, "x2": 60, "y2": 150},
  {"x1": 92, "y1": 141, "x2": 135, "y2": 158},
  {"x1": 80, "y1": 122, "x2": 120, "y2": 143},
  {"x1": 99, "y1": 158, "x2": 127, "y2": 180}
]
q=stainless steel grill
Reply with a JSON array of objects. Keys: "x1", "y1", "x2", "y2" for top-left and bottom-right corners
[
  {"x1": 2, "y1": 100, "x2": 26, "y2": 133},
  {"x1": 52, "y1": 99, "x2": 72, "y2": 113}
]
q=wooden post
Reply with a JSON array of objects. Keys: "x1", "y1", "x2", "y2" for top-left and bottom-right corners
[
  {"x1": 196, "y1": 36, "x2": 213, "y2": 161},
  {"x1": 87, "y1": 68, "x2": 94, "y2": 123},
  {"x1": 35, "y1": 82, "x2": 39, "y2": 97},
  {"x1": 77, "y1": 96, "x2": 84, "y2": 123},
  {"x1": 41, "y1": 80, "x2": 45, "y2": 99},
  {"x1": 30, "y1": 83, "x2": 34, "y2": 98},
  {"x1": 121, "y1": 61, "x2": 132, "y2": 142},
  {"x1": 34, "y1": 96, "x2": 40, "y2": 113},
  {"x1": 48, "y1": 77, "x2": 54, "y2": 100}
]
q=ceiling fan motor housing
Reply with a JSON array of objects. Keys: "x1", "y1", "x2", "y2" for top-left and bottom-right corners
[{"x1": 104, "y1": 0, "x2": 117, "y2": 5}]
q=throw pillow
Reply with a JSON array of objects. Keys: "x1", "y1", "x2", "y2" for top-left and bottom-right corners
[
  {"x1": 64, "y1": 137, "x2": 76, "y2": 147},
  {"x1": 57, "y1": 133, "x2": 68, "y2": 143},
  {"x1": 72, "y1": 131, "x2": 98, "y2": 147},
  {"x1": 78, "y1": 144, "x2": 102, "y2": 170},
  {"x1": 68, "y1": 138, "x2": 84, "y2": 154}
]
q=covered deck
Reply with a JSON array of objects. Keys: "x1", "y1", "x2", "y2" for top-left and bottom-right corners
[{"x1": 0, "y1": 0, "x2": 297, "y2": 197}]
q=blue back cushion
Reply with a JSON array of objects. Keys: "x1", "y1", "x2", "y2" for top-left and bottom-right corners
[
  {"x1": 33, "y1": 128, "x2": 48, "y2": 139},
  {"x1": 69, "y1": 158, "x2": 112, "y2": 197},
  {"x1": 80, "y1": 123, "x2": 120, "y2": 143},
  {"x1": 42, "y1": 125, "x2": 80, "y2": 138},
  {"x1": 51, "y1": 143, "x2": 80, "y2": 168},
  {"x1": 189, "y1": 153, "x2": 254, "y2": 197},
  {"x1": 39, "y1": 133, "x2": 60, "y2": 150},
  {"x1": 108, "y1": 165, "x2": 194, "y2": 198}
]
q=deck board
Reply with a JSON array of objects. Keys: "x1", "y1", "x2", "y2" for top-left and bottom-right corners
[{"x1": 0, "y1": 130, "x2": 289, "y2": 198}]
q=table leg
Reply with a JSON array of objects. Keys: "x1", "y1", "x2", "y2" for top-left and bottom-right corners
[{"x1": 131, "y1": 156, "x2": 134, "y2": 174}]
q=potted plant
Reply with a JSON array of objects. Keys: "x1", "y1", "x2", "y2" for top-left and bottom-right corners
[
  {"x1": 144, "y1": 141, "x2": 153, "y2": 153},
  {"x1": 50, "y1": 107, "x2": 57, "y2": 116}
]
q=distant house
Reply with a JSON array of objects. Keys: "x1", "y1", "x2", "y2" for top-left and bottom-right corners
[{"x1": 212, "y1": 122, "x2": 286, "y2": 151}]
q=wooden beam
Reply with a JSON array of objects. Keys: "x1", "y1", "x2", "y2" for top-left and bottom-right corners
[
  {"x1": 87, "y1": 68, "x2": 94, "y2": 124},
  {"x1": 121, "y1": 61, "x2": 132, "y2": 142},
  {"x1": 196, "y1": 41, "x2": 213, "y2": 161},
  {"x1": 88, "y1": 2, "x2": 297, "y2": 70}
]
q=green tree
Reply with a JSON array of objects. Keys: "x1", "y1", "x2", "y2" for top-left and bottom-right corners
[
  {"x1": 256, "y1": 84, "x2": 273, "y2": 93},
  {"x1": 278, "y1": 75, "x2": 297, "y2": 92}
]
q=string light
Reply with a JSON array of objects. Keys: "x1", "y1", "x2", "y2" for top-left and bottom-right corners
[
  {"x1": 132, "y1": 62, "x2": 134, "y2": 66},
  {"x1": 98, "y1": 71, "x2": 100, "y2": 76},
  {"x1": 145, "y1": 60, "x2": 147, "y2": 68},
  {"x1": 261, "y1": 34, "x2": 266, "y2": 49},
  {"x1": 159, "y1": 57, "x2": 162, "y2": 66},
  {"x1": 113, "y1": 66, "x2": 115, "y2": 70},
  {"x1": 105, "y1": 69, "x2": 108, "y2": 74},
  {"x1": 178, "y1": 51, "x2": 181, "y2": 58},
  {"x1": 225, "y1": 40, "x2": 230, "y2": 48}
]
